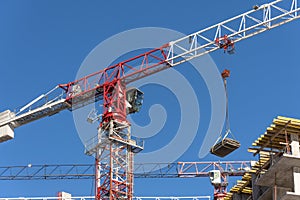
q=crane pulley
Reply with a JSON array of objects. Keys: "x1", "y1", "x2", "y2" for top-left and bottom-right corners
[{"x1": 215, "y1": 35, "x2": 235, "y2": 54}]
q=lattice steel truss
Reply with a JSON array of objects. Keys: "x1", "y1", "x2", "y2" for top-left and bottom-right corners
[
  {"x1": 94, "y1": 121, "x2": 134, "y2": 200},
  {"x1": 166, "y1": 0, "x2": 299, "y2": 66},
  {"x1": 0, "y1": 161, "x2": 252, "y2": 180},
  {"x1": 83, "y1": 79, "x2": 143, "y2": 200}
]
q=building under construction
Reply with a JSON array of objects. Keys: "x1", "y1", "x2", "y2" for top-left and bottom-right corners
[{"x1": 225, "y1": 116, "x2": 300, "y2": 200}]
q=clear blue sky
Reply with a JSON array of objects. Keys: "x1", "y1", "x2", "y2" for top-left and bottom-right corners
[{"x1": 0, "y1": 0, "x2": 299, "y2": 198}]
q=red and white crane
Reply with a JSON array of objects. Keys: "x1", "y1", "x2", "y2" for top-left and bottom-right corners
[
  {"x1": 0, "y1": 161, "x2": 252, "y2": 200},
  {"x1": 0, "y1": 161, "x2": 251, "y2": 180},
  {"x1": 0, "y1": 0, "x2": 299, "y2": 199}
]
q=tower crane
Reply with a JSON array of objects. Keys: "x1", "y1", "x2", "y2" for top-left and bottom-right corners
[
  {"x1": 0, "y1": 161, "x2": 252, "y2": 200},
  {"x1": 0, "y1": 0, "x2": 299, "y2": 199}
]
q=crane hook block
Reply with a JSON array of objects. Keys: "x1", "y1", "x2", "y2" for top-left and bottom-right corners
[{"x1": 221, "y1": 69, "x2": 230, "y2": 79}]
